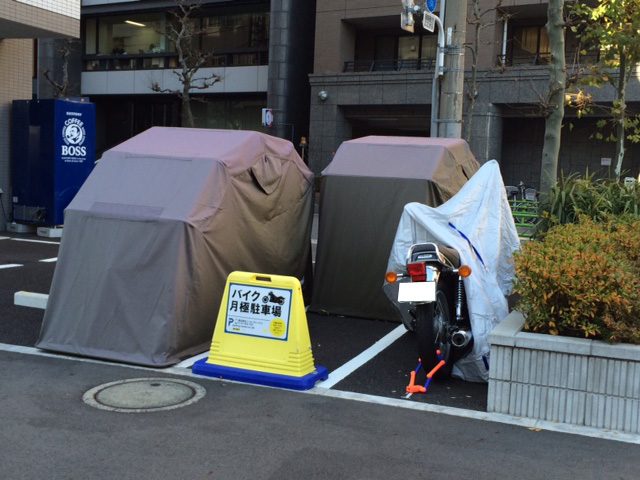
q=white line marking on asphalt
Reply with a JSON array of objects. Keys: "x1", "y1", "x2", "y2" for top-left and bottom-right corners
[
  {"x1": 0, "y1": 342, "x2": 637, "y2": 445},
  {"x1": 14, "y1": 291, "x2": 48, "y2": 309},
  {"x1": 0, "y1": 264, "x2": 23, "y2": 270},
  {"x1": 10, "y1": 238, "x2": 60, "y2": 245},
  {"x1": 307, "y1": 388, "x2": 640, "y2": 445},
  {"x1": 317, "y1": 324, "x2": 407, "y2": 389},
  {"x1": 39, "y1": 257, "x2": 58, "y2": 263},
  {"x1": 174, "y1": 352, "x2": 210, "y2": 369},
  {"x1": 0, "y1": 236, "x2": 9, "y2": 240}
]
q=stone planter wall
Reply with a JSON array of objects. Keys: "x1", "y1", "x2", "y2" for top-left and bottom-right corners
[{"x1": 488, "y1": 311, "x2": 640, "y2": 434}]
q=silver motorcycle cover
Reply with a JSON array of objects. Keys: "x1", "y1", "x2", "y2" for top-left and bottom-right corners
[{"x1": 386, "y1": 160, "x2": 520, "y2": 382}]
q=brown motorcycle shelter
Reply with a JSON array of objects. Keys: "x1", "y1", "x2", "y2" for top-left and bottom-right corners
[
  {"x1": 310, "y1": 136, "x2": 479, "y2": 321},
  {"x1": 37, "y1": 127, "x2": 313, "y2": 366}
]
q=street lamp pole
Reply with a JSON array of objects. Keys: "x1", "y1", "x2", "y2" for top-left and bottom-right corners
[{"x1": 402, "y1": 1, "x2": 445, "y2": 137}]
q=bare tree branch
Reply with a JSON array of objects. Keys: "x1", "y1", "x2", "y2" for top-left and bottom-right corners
[{"x1": 149, "y1": 0, "x2": 222, "y2": 127}]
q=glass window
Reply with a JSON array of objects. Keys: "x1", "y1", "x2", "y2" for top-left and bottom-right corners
[
  {"x1": 512, "y1": 26, "x2": 549, "y2": 64},
  {"x1": 191, "y1": 96, "x2": 265, "y2": 131},
  {"x1": 398, "y1": 36, "x2": 419, "y2": 61},
  {"x1": 421, "y1": 35, "x2": 437, "y2": 61},
  {"x1": 85, "y1": 18, "x2": 97, "y2": 54},
  {"x1": 538, "y1": 28, "x2": 549, "y2": 55},
  {"x1": 201, "y1": 13, "x2": 269, "y2": 52},
  {"x1": 515, "y1": 26, "x2": 539, "y2": 55},
  {"x1": 96, "y1": 13, "x2": 168, "y2": 55}
]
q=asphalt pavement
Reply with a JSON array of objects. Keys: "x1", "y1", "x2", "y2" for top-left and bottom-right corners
[
  {"x1": 1, "y1": 232, "x2": 639, "y2": 479},
  {"x1": 1, "y1": 349, "x2": 638, "y2": 480},
  {"x1": 0, "y1": 232, "x2": 489, "y2": 411}
]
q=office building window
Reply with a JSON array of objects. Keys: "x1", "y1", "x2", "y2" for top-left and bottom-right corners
[
  {"x1": 200, "y1": 12, "x2": 269, "y2": 66},
  {"x1": 83, "y1": 11, "x2": 269, "y2": 71},
  {"x1": 96, "y1": 13, "x2": 168, "y2": 55},
  {"x1": 370, "y1": 34, "x2": 437, "y2": 70},
  {"x1": 201, "y1": 13, "x2": 269, "y2": 51}
]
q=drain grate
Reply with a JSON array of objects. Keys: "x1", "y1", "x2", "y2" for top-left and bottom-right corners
[{"x1": 83, "y1": 378, "x2": 206, "y2": 413}]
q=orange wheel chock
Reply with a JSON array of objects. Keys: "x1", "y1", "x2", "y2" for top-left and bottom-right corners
[
  {"x1": 426, "y1": 360, "x2": 446, "y2": 379},
  {"x1": 405, "y1": 370, "x2": 426, "y2": 394},
  {"x1": 404, "y1": 353, "x2": 446, "y2": 396}
]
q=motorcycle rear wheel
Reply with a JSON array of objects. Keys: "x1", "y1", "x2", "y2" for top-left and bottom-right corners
[{"x1": 415, "y1": 289, "x2": 453, "y2": 379}]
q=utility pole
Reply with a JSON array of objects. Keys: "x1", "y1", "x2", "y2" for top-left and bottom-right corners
[
  {"x1": 438, "y1": 0, "x2": 467, "y2": 138},
  {"x1": 401, "y1": 0, "x2": 466, "y2": 138}
]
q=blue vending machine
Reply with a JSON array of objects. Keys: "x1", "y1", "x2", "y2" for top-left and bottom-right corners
[{"x1": 11, "y1": 98, "x2": 95, "y2": 226}]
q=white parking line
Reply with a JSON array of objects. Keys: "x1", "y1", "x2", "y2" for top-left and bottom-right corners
[
  {"x1": 0, "y1": 342, "x2": 636, "y2": 445},
  {"x1": 174, "y1": 352, "x2": 210, "y2": 369},
  {"x1": 317, "y1": 324, "x2": 407, "y2": 389},
  {"x1": 39, "y1": 257, "x2": 58, "y2": 263},
  {"x1": 10, "y1": 238, "x2": 60, "y2": 245},
  {"x1": 0, "y1": 264, "x2": 23, "y2": 270},
  {"x1": 0, "y1": 236, "x2": 9, "y2": 241}
]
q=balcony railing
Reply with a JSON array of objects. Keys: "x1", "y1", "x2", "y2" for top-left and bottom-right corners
[
  {"x1": 497, "y1": 50, "x2": 600, "y2": 67},
  {"x1": 343, "y1": 58, "x2": 436, "y2": 73},
  {"x1": 83, "y1": 50, "x2": 269, "y2": 72}
]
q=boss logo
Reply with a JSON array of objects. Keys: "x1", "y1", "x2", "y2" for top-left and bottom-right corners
[
  {"x1": 61, "y1": 116, "x2": 87, "y2": 157},
  {"x1": 61, "y1": 145, "x2": 87, "y2": 156}
]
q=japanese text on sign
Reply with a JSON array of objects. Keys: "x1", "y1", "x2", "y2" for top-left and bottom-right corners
[{"x1": 225, "y1": 283, "x2": 292, "y2": 341}]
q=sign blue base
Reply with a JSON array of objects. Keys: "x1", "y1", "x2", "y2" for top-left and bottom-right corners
[{"x1": 192, "y1": 359, "x2": 329, "y2": 391}]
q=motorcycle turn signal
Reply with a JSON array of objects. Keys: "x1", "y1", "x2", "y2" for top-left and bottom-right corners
[
  {"x1": 385, "y1": 271, "x2": 399, "y2": 283},
  {"x1": 458, "y1": 265, "x2": 472, "y2": 278}
]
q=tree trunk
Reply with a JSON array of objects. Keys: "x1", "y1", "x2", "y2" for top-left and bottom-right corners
[
  {"x1": 539, "y1": 0, "x2": 566, "y2": 195},
  {"x1": 181, "y1": 80, "x2": 194, "y2": 128},
  {"x1": 614, "y1": 49, "x2": 628, "y2": 179}
]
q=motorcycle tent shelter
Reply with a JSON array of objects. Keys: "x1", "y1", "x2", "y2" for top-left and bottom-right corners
[
  {"x1": 310, "y1": 136, "x2": 479, "y2": 321},
  {"x1": 37, "y1": 127, "x2": 314, "y2": 367}
]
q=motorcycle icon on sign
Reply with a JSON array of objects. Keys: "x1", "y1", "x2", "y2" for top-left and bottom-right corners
[{"x1": 262, "y1": 291, "x2": 285, "y2": 305}]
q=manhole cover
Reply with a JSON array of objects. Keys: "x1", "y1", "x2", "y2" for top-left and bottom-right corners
[{"x1": 83, "y1": 378, "x2": 206, "y2": 413}]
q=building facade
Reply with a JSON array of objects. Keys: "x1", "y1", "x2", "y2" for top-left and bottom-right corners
[
  {"x1": 79, "y1": 0, "x2": 315, "y2": 156},
  {"x1": 308, "y1": 0, "x2": 640, "y2": 187},
  {"x1": 0, "y1": 0, "x2": 80, "y2": 230}
]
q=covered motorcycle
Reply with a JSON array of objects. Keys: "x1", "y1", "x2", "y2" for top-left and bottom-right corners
[{"x1": 385, "y1": 160, "x2": 520, "y2": 382}]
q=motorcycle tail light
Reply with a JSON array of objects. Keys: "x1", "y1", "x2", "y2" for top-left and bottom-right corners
[
  {"x1": 407, "y1": 262, "x2": 426, "y2": 282},
  {"x1": 385, "y1": 271, "x2": 398, "y2": 284},
  {"x1": 458, "y1": 265, "x2": 472, "y2": 278}
]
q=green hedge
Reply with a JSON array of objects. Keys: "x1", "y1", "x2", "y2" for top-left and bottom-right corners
[{"x1": 514, "y1": 218, "x2": 640, "y2": 344}]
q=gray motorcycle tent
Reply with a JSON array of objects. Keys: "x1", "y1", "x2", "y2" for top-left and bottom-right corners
[
  {"x1": 310, "y1": 136, "x2": 479, "y2": 320},
  {"x1": 37, "y1": 127, "x2": 313, "y2": 366}
]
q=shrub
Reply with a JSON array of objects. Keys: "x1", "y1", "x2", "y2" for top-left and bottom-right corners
[
  {"x1": 514, "y1": 217, "x2": 640, "y2": 344},
  {"x1": 536, "y1": 172, "x2": 640, "y2": 236}
]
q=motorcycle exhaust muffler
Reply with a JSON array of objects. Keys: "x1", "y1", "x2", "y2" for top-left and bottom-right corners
[{"x1": 451, "y1": 329, "x2": 473, "y2": 348}]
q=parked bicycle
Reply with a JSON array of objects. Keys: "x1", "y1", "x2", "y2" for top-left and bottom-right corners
[{"x1": 505, "y1": 181, "x2": 539, "y2": 239}]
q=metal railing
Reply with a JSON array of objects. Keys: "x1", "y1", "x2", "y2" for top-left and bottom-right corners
[
  {"x1": 343, "y1": 58, "x2": 436, "y2": 73},
  {"x1": 83, "y1": 50, "x2": 269, "y2": 72},
  {"x1": 497, "y1": 50, "x2": 600, "y2": 67}
]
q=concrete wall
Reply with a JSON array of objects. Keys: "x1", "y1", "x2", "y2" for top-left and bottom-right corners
[
  {"x1": 309, "y1": 70, "x2": 433, "y2": 172},
  {"x1": 313, "y1": 0, "x2": 546, "y2": 73},
  {"x1": 81, "y1": 66, "x2": 268, "y2": 95},
  {"x1": 0, "y1": 0, "x2": 79, "y2": 38}
]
